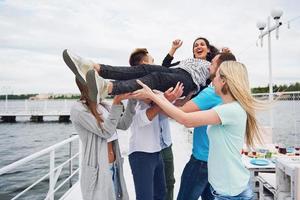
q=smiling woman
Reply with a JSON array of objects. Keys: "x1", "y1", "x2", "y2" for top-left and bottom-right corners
[{"x1": 62, "y1": 47, "x2": 213, "y2": 103}]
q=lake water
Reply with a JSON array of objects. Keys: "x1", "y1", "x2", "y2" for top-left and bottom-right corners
[{"x1": 0, "y1": 99, "x2": 299, "y2": 199}]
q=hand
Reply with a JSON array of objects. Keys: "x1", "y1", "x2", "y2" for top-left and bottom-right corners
[
  {"x1": 172, "y1": 39, "x2": 183, "y2": 50},
  {"x1": 131, "y1": 80, "x2": 157, "y2": 100},
  {"x1": 113, "y1": 93, "x2": 132, "y2": 104},
  {"x1": 174, "y1": 92, "x2": 193, "y2": 107},
  {"x1": 164, "y1": 82, "x2": 184, "y2": 102},
  {"x1": 221, "y1": 47, "x2": 231, "y2": 53}
]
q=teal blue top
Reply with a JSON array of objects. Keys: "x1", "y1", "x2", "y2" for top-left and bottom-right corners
[
  {"x1": 192, "y1": 87, "x2": 222, "y2": 161},
  {"x1": 207, "y1": 101, "x2": 250, "y2": 196}
]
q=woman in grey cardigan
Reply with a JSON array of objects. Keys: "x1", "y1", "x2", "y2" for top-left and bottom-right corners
[{"x1": 70, "y1": 78, "x2": 135, "y2": 200}]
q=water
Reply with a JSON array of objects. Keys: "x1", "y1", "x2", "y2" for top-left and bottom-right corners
[
  {"x1": 0, "y1": 99, "x2": 299, "y2": 199},
  {"x1": 0, "y1": 100, "x2": 79, "y2": 200}
]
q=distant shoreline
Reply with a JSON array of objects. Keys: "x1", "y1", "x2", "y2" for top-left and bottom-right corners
[{"x1": 1, "y1": 82, "x2": 299, "y2": 100}]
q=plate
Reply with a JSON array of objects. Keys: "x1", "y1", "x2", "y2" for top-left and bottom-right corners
[{"x1": 250, "y1": 159, "x2": 269, "y2": 166}]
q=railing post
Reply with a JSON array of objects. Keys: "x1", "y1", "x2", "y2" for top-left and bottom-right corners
[
  {"x1": 64, "y1": 99, "x2": 67, "y2": 112},
  {"x1": 293, "y1": 93, "x2": 297, "y2": 146},
  {"x1": 44, "y1": 100, "x2": 48, "y2": 113},
  {"x1": 68, "y1": 137, "x2": 73, "y2": 188},
  {"x1": 25, "y1": 99, "x2": 28, "y2": 113},
  {"x1": 49, "y1": 150, "x2": 55, "y2": 200},
  {"x1": 5, "y1": 93, "x2": 8, "y2": 113},
  {"x1": 79, "y1": 140, "x2": 82, "y2": 180}
]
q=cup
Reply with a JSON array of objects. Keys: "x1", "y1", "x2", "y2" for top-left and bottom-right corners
[
  {"x1": 265, "y1": 152, "x2": 272, "y2": 158},
  {"x1": 279, "y1": 147, "x2": 287, "y2": 154}
]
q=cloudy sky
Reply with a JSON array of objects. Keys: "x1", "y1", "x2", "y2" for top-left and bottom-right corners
[{"x1": 0, "y1": 0, "x2": 299, "y2": 94}]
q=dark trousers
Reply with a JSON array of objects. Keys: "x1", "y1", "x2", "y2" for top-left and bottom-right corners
[
  {"x1": 129, "y1": 151, "x2": 166, "y2": 200},
  {"x1": 177, "y1": 155, "x2": 213, "y2": 200},
  {"x1": 161, "y1": 145, "x2": 175, "y2": 200},
  {"x1": 100, "y1": 64, "x2": 197, "y2": 96}
]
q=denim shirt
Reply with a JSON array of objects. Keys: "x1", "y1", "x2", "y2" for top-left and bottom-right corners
[{"x1": 159, "y1": 114, "x2": 172, "y2": 149}]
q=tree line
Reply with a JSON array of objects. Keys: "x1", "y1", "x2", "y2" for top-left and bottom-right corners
[
  {"x1": 251, "y1": 82, "x2": 300, "y2": 93},
  {"x1": 1, "y1": 82, "x2": 299, "y2": 100}
]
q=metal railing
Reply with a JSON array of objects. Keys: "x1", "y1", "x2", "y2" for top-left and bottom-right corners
[
  {"x1": 0, "y1": 135, "x2": 81, "y2": 200},
  {"x1": 253, "y1": 91, "x2": 300, "y2": 146},
  {"x1": 0, "y1": 99, "x2": 75, "y2": 115}
]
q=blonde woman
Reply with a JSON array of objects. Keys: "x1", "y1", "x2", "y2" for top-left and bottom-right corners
[{"x1": 132, "y1": 61, "x2": 263, "y2": 199}]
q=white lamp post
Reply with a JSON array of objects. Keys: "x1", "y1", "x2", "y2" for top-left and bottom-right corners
[{"x1": 256, "y1": 9, "x2": 283, "y2": 100}]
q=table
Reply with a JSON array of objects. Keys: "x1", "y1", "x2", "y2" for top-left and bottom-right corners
[
  {"x1": 257, "y1": 173, "x2": 276, "y2": 200},
  {"x1": 242, "y1": 155, "x2": 276, "y2": 199}
]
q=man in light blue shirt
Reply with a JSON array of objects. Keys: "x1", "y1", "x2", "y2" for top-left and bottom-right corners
[{"x1": 177, "y1": 52, "x2": 236, "y2": 200}]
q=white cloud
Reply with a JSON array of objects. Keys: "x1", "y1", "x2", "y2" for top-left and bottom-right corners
[{"x1": 0, "y1": 0, "x2": 299, "y2": 94}]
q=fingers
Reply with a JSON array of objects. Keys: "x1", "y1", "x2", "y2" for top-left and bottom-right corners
[
  {"x1": 221, "y1": 47, "x2": 231, "y2": 53},
  {"x1": 173, "y1": 82, "x2": 184, "y2": 94},
  {"x1": 172, "y1": 39, "x2": 183, "y2": 48},
  {"x1": 136, "y1": 79, "x2": 144, "y2": 86}
]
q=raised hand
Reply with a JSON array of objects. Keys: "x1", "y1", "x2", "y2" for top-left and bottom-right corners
[
  {"x1": 172, "y1": 39, "x2": 183, "y2": 50},
  {"x1": 221, "y1": 47, "x2": 231, "y2": 53},
  {"x1": 169, "y1": 39, "x2": 183, "y2": 57}
]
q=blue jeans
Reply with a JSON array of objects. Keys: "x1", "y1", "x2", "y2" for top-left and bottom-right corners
[
  {"x1": 211, "y1": 182, "x2": 253, "y2": 200},
  {"x1": 129, "y1": 151, "x2": 166, "y2": 200},
  {"x1": 177, "y1": 155, "x2": 213, "y2": 200},
  {"x1": 109, "y1": 162, "x2": 121, "y2": 198}
]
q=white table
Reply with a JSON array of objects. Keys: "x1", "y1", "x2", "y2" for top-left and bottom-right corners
[
  {"x1": 242, "y1": 156, "x2": 276, "y2": 199},
  {"x1": 257, "y1": 173, "x2": 276, "y2": 200}
]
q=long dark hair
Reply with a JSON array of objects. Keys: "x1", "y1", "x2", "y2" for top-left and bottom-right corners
[{"x1": 192, "y1": 37, "x2": 219, "y2": 62}]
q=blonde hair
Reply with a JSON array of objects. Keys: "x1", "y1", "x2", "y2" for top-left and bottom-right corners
[{"x1": 219, "y1": 61, "x2": 265, "y2": 147}]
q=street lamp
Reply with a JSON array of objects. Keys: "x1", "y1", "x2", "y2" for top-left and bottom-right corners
[{"x1": 256, "y1": 9, "x2": 283, "y2": 100}]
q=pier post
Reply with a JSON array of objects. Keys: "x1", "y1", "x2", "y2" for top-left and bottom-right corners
[
  {"x1": 1, "y1": 116, "x2": 16, "y2": 122},
  {"x1": 59, "y1": 115, "x2": 70, "y2": 122},
  {"x1": 30, "y1": 116, "x2": 43, "y2": 122}
]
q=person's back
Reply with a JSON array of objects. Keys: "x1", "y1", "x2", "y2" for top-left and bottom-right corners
[{"x1": 70, "y1": 78, "x2": 129, "y2": 200}]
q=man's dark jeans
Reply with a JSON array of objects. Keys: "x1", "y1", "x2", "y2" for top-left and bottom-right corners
[
  {"x1": 129, "y1": 151, "x2": 166, "y2": 200},
  {"x1": 100, "y1": 64, "x2": 197, "y2": 96},
  {"x1": 161, "y1": 145, "x2": 175, "y2": 200},
  {"x1": 177, "y1": 155, "x2": 213, "y2": 200}
]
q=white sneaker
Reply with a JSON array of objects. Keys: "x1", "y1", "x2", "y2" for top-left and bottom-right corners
[
  {"x1": 63, "y1": 49, "x2": 94, "y2": 84},
  {"x1": 86, "y1": 69, "x2": 109, "y2": 104}
]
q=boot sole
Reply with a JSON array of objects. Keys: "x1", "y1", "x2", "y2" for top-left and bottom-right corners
[
  {"x1": 62, "y1": 49, "x2": 86, "y2": 85},
  {"x1": 86, "y1": 70, "x2": 100, "y2": 104}
]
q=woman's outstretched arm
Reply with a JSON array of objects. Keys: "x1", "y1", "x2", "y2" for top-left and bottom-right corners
[
  {"x1": 162, "y1": 39, "x2": 182, "y2": 67},
  {"x1": 132, "y1": 80, "x2": 221, "y2": 127}
]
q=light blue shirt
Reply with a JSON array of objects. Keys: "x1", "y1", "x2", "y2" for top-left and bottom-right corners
[
  {"x1": 207, "y1": 101, "x2": 250, "y2": 196},
  {"x1": 192, "y1": 87, "x2": 222, "y2": 161},
  {"x1": 159, "y1": 114, "x2": 172, "y2": 149}
]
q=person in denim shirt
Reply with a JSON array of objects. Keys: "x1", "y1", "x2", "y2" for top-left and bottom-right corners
[{"x1": 128, "y1": 48, "x2": 175, "y2": 200}]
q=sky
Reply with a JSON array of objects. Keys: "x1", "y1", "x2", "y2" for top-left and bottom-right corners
[{"x1": 0, "y1": 0, "x2": 299, "y2": 94}]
